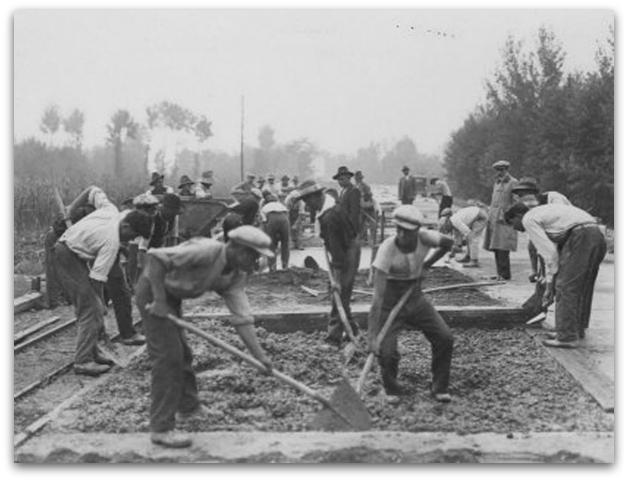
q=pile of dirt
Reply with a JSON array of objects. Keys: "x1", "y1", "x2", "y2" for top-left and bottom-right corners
[{"x1": 57, "y1": 321, "x2": 612, "y2": 435}]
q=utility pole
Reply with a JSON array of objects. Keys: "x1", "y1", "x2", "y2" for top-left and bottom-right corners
[{"x1": 240, "y1": 95, "x2": 245, "y2": 182}]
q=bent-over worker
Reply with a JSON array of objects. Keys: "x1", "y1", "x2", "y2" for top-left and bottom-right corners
[{"x1": 136, "y1": 225, "x2": 274, "y2": 448}]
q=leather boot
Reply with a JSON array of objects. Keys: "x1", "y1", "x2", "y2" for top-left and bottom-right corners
[{"x1": 379, "y1": 357, "x2": 404, "y2": 395}]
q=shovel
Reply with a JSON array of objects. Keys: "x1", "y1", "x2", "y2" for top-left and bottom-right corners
[
  {"x1": 355, "y1": 285, "x2": 414, "y2": 395},
  {"x1": 167, "y1": 314, "x2": 371, "y2": 432}
]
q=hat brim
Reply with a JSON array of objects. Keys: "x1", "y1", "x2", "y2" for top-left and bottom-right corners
[
  {"x1": 332, "y1": 172, "x2": 354, "y2": 180},
  {"x1": 150, "y1": 175, "x2": 165, "y2": 186},
  {"x1": 393, "y1": 218, "x2": 421, "y2": 231},
  {"x1": 178, "y1": 182, "x2": 194, "y2": 188}
]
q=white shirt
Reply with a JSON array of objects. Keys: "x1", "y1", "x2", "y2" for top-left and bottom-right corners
[
  {"x1": 450, "y1": 206, "x2": 487, "y2": 237},
  {"x1": 260, "y1": 201, "x2": 288, "y2": 222},
  {"x1": 523, "y1": 204, "x2": 597, "y2": 276},
  {"x1": 60, "y1": 190, "x2": 125, "y2": 282}
]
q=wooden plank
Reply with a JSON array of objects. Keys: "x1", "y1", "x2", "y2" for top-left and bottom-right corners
[
  {"x1": 186, "y1": 305, "x2": 528, "y2": 332},
  {"x1": 14, "y1": 316, "x2": 61, "y2": 344},
  {"x1": 14, "y1": 292, "x2": 43, "y2": 314},
  {"x1": 527, "y1": 331, "x2": 614, "y2": 413}
]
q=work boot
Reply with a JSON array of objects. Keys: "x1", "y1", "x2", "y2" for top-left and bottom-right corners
[
  {"x1": 74, "y1": 362, "x2": 111, "y2": 377},
  {"x1": 151, "y1": 431, "x2": 192, "y2": 448},
  {"x1": 543, "y1": 339, "x2": 579, "y2": 349},
  {"x1": 462, "y1": 260, "x2": 480, "y2": 268},
  {"x1": 94, "y1": 348, "x2": 116, "y2": 366},
  {"x1": 433, "y1": 392, "x2": 452, "y2": 403},
  {"x1": 379, "y1": 358, "x2": 404, "y2": 396},
  {"x1": 119, "y1": 332, "x2": 146, "y2": 346}
]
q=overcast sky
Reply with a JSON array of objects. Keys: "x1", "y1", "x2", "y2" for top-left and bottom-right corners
[{"x1": 13, "y1": 9, "x2": 613, "y2": 156}]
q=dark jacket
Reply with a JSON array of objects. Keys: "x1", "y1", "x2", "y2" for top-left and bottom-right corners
[
  {"x1": 319, "y1": 205, "x2": 357, "y2": 268},
  {"x1": 338, "y1": 184, "x2": 361, "y2": 234}
]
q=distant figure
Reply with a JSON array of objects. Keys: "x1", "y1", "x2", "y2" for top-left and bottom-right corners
[
  {"x1": 429, "y1": 177, "x2": 453, "y2": 216},
  {"x1": 284, "y1": 188, "x2": 305, "y2": 250},
  {"x1": 263, "y1": 174, "x2": 281, "y2": 198},
  {"x1": 256, "y1": 176, "x2": 266, "y2": 191},
  {"x1": 278, "y1": 174, "x2": 294, "y2": 203},
  {"x1": 398, "y1": 165, "x2": 417, "y2": 205},
  {"x1": 147, "y1": 172, "x2": 174, "y2": 196},
  {"x1": 291, "y1": 175, "x2": 299, "y2": 189},
  {"x1": 178, "y1": 175, "x2": 195, "y2": 197},
  {"x1": 483, "y1": 160, "x2": 518, "y2": 281},
  {"x1": 260, "y1": 193, "x2": 290, "y2": 271},
  {"x1": 354, "y1": 170, "x2": 379, "y2": 247},
  {"x1": 195, "y1": 171, "x2": 214, "y2": 199},
  {"x1": 232, "y1": 173, "x2": 257, "y2": 194},
  {"x1": 334, "y1": 166, "x2": 361, "y2": 235}
]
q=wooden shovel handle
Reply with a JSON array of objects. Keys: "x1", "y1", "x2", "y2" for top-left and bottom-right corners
[
  {"x1": 167, "y1": 314, "x2": 328, "y2": 405},
  {"x1": 356, "y1": 285, "x2": 414, "y2": 394}
]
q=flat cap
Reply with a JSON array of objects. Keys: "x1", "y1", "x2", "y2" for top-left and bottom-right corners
[
  {"x1": 228, "y1": 225, "x2": 275, "y2": 257},
  {"x1": 294, "y1": 179, "x2": 325, "y2": 200},
  {"x1": 250, "y1": 188, "x2": 263, "y2": 199},
  {"x1": 392, "y1": 205, "x2": 424, "y2": 231},
  {"x1": 133, "y1": 193, "x2": 160, "y2": 207},
  {"x1": 492, "y1": 160, "x2": 510, "y2": 169}
]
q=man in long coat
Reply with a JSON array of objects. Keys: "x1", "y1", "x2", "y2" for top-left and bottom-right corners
[{"x1": 483, "y1": 160, "x2": 518, "y2": 280}]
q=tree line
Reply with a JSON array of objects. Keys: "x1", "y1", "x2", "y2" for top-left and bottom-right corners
[{"x1": 443, "y1": 26, "x2": 614, "y2": 226}]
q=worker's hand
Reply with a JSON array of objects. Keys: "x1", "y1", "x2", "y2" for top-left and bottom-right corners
[
  {"x1": 528, "y1": 273, "x2": 539, "y2": 283},
  {"x1": 542, "y1": 282, "x2": 555, "y2": 310},
  {"x1": 146, "y1": 301, "x2": 170, "y2": 319}
]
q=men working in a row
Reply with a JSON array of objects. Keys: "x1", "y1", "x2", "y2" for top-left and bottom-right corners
[{"x1": 54, "y1": 187, "x2": 153, "y2": 376}]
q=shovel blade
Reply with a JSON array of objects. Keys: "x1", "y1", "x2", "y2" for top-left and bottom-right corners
[{"x1": 310, "y1": 379, "x2": 371, "y2": 432}]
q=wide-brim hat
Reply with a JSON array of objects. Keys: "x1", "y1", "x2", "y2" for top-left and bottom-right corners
[
  {"x1": 295, "y1": 180, "x2": 325, "y2": 200},
  {"x1": 512, "y1": 177, "x2": 539, "y2": 193},
  {"x1": 150, "y1": 172, "x2": 165, "y2": 186},
  {"x1": 178, "y1": 175, "x2": 194, "y2": 188},
  {"x1": 332, "y1": 166, "x2": 354, "y2": 180},
  {"x1": 401, "y1": 165, "x2": 410, "y2": 172},
  {"x1": 492, "y1": 160, "x2": 510, "y2": 170},
  {"x1": 228, "y1": 225, "x2": 275, "y2": 257},
  {"x1": 392, "y1": 205, "x2": 424, "y2": 231},
  {"x1": 281, "y1": 175, "x2": 290, "y2": 181}
]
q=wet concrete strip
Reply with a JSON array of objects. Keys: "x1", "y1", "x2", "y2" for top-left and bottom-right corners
[{"x1": 15, "y1": 431, "x2": 614, "y2": 463}]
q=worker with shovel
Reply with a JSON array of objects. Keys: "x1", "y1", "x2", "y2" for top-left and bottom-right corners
[
  {"x1": 294, "y1": 179, "x2": 360, "y2": 348},
  {"x1": 368, "y1": 205, "x2": 455, "y2": 402},
  {"x1": 136, "y1": 225, "x2": 274, "y2": 448}
]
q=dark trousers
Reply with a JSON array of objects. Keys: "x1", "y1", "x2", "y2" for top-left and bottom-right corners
[
  {"x1": 493, "y1": 250, "x2": 511, "y2": 280},
  {"x1": 136, "y1": 277, "x2": 199, "y2": 433},
  {"x1": 327, "y1": 240, "x2": 360, "y2": 343},
  {"x1": 106, "y1": 254, "x2": 137, "y2": 339},
  {"x1": 44, "y1": 229, "x2": 69, "y2": 307},
  {"x1": 53, "y1": 242, "x2": 105, "y2": 365},
  {"x1": 378, "y1": 281, "x2": 454, "y2": 394},
  {"x1": 555, "y1": 226, "x2": 606, "y2": 342},
  {"x1": 265, "y1": 212, "x2": 291, "y2": 270},
  {"x1": 438, "y1": 196, "x2": 453, "y2": 216}
]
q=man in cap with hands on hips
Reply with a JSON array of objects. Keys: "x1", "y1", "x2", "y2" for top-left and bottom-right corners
[{"x1": 136, "y1": 225, "x2": 275, "y2": 448}]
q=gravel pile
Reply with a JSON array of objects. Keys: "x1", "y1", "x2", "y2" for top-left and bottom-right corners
[{"x1": 60, "y1": 321, "x2": 612, "y2": 435}]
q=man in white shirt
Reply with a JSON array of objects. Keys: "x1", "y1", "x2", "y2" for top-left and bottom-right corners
[
  {"x1": 429, "y1": 177, "x2": 453, "y2": 216},
  {"x1": 369, "y1": 205, "x2": 455, "y2": 402},
  {"x1": 438, "y1": 205, "x2": 488, "y2": 268},
  {"x1": 259, "y1": 194, "x2": 290, "y2": 271},
  {"x1": 54, "y1": 191, "x2": 154, "y2": 376},
  {"x1": 505, "y1": 202, "x2": 606, "y2": 348}
]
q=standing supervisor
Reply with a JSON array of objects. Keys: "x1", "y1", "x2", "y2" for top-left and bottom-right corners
[
  {"x1": 483, "y1": 160, "x2": 518, "y2": 280},
  {"x1": 398, "y1": 165, "x2": 417, "y2": 205},
  {"x1": 368, "y1": 205, "x2": 455, "y2": 402},
  {"x1": 136, "y1": 226, "x2": 274, "y2": 448}
]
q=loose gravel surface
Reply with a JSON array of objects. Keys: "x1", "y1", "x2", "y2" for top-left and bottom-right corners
[{"x1": 55, "y1": 322, "x2": 613, "y2": 435}]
